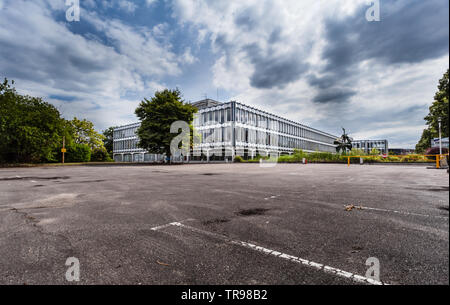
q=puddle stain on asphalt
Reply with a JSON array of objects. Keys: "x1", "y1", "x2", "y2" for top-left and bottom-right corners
[
  {"x1": 236, "y1": 208, "x2": 270, "y2": 216},
  {"x1": 0, "y1": 176, "x2": 70, "y2": 181}
]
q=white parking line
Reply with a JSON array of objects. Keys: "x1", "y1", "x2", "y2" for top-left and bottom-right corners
[
  {"x1": 360, "y1": 206, "x2": 448, "y2": 219},
  {"x1": 150, "y1": 219, "x2": 194, "y2": 231},
  {"x1": 152, "y1": 220, "x2": 387, "y2": 285}
]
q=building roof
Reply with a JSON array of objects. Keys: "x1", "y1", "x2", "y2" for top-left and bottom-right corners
[{"x1": 190, "y1": 99, "x2": 222, "y2": 109}]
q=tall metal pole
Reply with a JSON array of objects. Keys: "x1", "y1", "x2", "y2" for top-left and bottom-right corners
[
  {"x1": 438, "y1": 118, "x2": 442, "y2": 156},
  {"x1": 62, "y1": 136, "x2": 65, "y2": 164}
]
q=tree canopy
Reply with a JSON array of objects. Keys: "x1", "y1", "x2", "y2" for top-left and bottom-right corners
[
  {"x1": 135, "y1": 89, "x2": 197, "y2": 158},
  {"x1": 416, "y1": 69, "x2": 449, "y2": 153},
  {"x1": 0, "y1": 78, "x2": 107, "y2": 164},
  {"x1": 102, "y1": 126, "x2": 116, "y2": 157},
  {"x1": 69, "y1": 117, "x2": 105, "y2": 150},
  {"x1": 0, "y1": 79, "x2": 66, "y2": 163}
]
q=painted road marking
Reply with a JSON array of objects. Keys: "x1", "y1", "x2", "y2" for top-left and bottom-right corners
[
  {"x1": 152, "y1": 220, "x2": 387, "y2": 285},
  {"x1": 359, "y1": 206, "x2": 448, "y2": 219},
  {"x1": 308, "y1": 199, "x2": 448, "y2": 219},
  {"x1": 150, "y1": 219, "x2": 194, "y2": 231}
]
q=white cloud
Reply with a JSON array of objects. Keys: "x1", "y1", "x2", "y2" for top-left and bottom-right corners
[
  {"x1": 170, "y1": 0, "x2": 449, "y2": 147},
  {"x1": 180, "y1": 47, "x2": 198, "y2": 65},
  {"x1": 0, "y1": 0, "x2": 181, "y2": 129},
  {"x1": 0, "y1": 0, "x2": 447, "y2": 149},
  {"x1": 146, "y1": 0, "x2": 157, "y2": 7},
  {"x1": 118, "y1": 0, "x2": 137, "y2": 13}
]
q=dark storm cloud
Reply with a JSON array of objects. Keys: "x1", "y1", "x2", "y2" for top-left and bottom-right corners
[
  {"x1": 309, "y1": 0, "x2": 449, "y2": 104},
  {"x1": 313, "y1": 89, "x2": 357, "y2": 104},
  {"x1": 244, "y1": 44, "x2": 309, "y2": 89}
]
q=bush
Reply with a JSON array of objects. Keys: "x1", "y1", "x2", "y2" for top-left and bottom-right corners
[
  {"x1": 66, "y1": 144, "x2": 91, "y2": 162},
  {"x1": 234, "y1": 155, "x2": 244, "y2": 163},
  {"x1": 425, "y1": 147, "x2": 449, "y2": 156},
  {"x1": 91, "y1": 147, "x2": 112, "y2": 162},
  {"x1": 369, "y1": 148, "x2": 381, "y2": 155},
  {"x1": 308, "y1": 152, "x2": 340, "y2": 162},
  {"x1": 349, "y1": 148, "x2": 366, "y2": 156},
  {"x1": 399, "y1": 154, "x2": 428, "y2": 162},
  {"x1": 278, "y1": 155, "x2": 295, "y2": 163}
]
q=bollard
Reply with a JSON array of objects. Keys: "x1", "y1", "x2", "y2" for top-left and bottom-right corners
[
  {"x1": 360, "y1": 157, "x2": 363, "y2": 165},
  {"x1": 436, "y1": 155, "x2": 440, "y2": 169},
  {"x1": 348, "y1": 157, "x2": 350, "y2": 167}
]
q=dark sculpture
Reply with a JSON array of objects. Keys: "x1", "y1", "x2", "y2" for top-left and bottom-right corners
[{"x1": 334, "y1": 128, "x2": 353, "y2": 153}]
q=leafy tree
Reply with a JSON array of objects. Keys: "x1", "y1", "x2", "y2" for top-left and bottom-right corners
[
  {"x1": 135, "y1": 89, "x2": 197, "y2": 159},
  {"x1": 416, "y1": 69, "x2": 449, "y2": 153},
  {"x1": 102, "y1": 126, "x2": 116, "y2": 156},
  {"x1": 65, "y1": 143, "x2": 91, "y2": 162},
  {"x1": 0, "y1": 79, "x2": 66, "y2": 163},
  {"x1": 91, "y1": 146, "x2": 112, "y2": 162},
  {"x1": 69, "y1": 117, "x2": 105, "y2": 150}
]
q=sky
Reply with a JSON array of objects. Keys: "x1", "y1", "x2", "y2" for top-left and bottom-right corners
[{"x1": 0, "y1": 0, "x2": 448, "y2": 148}]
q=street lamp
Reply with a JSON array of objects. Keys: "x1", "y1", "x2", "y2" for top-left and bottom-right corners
[{"x1": 438, "y1": 117, "x2": 442, "y2": 156}]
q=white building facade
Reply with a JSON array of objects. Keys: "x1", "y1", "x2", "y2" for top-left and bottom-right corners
[
  {"x1": 113, "y1": 100, "x2": 338, "y2": 162},
  {"x1": 351, "y1": 139, "x2": 389, "y2": 154}
]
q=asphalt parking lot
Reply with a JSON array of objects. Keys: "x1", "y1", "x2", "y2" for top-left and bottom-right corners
[{"x1": 0, "y1": 163, "x2": 448, "y2": 285}]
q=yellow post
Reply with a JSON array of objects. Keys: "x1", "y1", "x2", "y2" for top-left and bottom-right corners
[
  {"x1": 348, "y1": 156, "x2": 350, "y2": 167},
  {"x1": 436, "y1": 155, "x2": 440, "y2": 169}
]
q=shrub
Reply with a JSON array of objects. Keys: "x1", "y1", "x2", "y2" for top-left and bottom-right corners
[
  {"x1": 278, "y1": 155, "x2": 294, "y2": 163},
  {"x1": 399, "y1": 154, "x2": 428, "y2": 162},
  {"x1": 66, "y1": 144, "x2": 91, "y2": 162},
  {"x1": 308, "y1": 152, "x2": 339, "y2": 162},
  {"x1": 369, "y1": 148, "x2": 381, "y2": 155},
  {"x1": 91, "y1": 147, "x2": 112, "y2": 162},
  {"x1": 234, "y1": 155, "x2": 244, "y2": 163},
  {"x1": 425, "y1": 147, "x2": 449, "y2": 156},
  {"x1": 349, "y1": 148, "x2": 366, "y2": 156}
]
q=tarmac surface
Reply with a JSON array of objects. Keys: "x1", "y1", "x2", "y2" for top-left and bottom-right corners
[{"x1": 0, "y1": 163, "x2": 448, "y2": 285}]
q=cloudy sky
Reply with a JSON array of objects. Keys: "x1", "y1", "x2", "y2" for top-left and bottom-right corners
[{"x1": 0, "y1": 0, "x2": 448, "y2": 147}]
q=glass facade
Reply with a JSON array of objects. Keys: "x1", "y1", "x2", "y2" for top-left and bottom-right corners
[
  {"x1": 193, "y1": 102, "x2": 337, "y2": 159},
  {"x1": 113, "y1": 101, "x2": 338, "y2": 161},
  {"x1": 352, "y1": 140, "x2": 389, "y2": 154}
]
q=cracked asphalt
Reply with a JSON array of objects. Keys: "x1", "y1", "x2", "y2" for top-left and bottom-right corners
[{"x1": 0, "y1": 164, "x2": 448, "y2": 285}]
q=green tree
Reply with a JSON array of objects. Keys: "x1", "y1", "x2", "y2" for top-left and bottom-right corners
[
  {"x1": 416, "y1": 69, "x2": 449, "y2": 153},
  {"x1": 91, "y1": 146, "x2": 112, "y2": 162},
  {"x1": 102, "y1": 126, "x2": 116, "y2": 157},
  {"x1": 135, "y1": 89, "x2": 197, "y2": 159},
  {"x1": 0, "y1": 79, "x2": 66, "y2": 163},
  {"x1": 69, "y1": 117, "x2": 105, "y2": 150},
  {"x1": 65, "y1": 143, "x2": 91, "y2": 162}
]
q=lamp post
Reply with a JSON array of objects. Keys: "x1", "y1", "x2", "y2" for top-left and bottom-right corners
[{"x1": 438, "y1": 117, "x2": 442, "y2": 156}]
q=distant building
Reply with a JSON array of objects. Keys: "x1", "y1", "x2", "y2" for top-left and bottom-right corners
[
  {"x1": 352, "y1": 139, "x2": 388, "y2": 154},
  {"x1": 113, "y1": 99, "x2": 338, "y2": 162},
  {"x1": 389, "y1": 148, "x2": 415, "y2": 155},
  {"x1": 431, "y1": 137, "x2": 449, "y2": 149}
]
